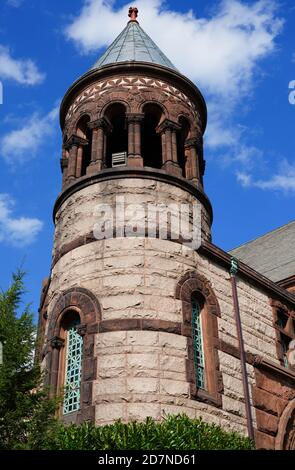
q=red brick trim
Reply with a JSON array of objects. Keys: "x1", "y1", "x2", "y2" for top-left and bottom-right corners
[
  {"x1": 46, "y1": 287, "x2": 102, "y2": 424},
  {"x1": 176, "y1": 270, "x2": 223, "y2": 408},
  {"x1": 253, "y1": 355, "x2": 295, "y2": 381},
  {"x1": 51, "y1": 228, "x2": 205, "y2": 269},
  {"x1": 53, "y1": 166, "x2": 213, "y2": 223},
  {"x1": 60, "y1": 62, "x2": 207, "y2": 132},
  {"x1": 99, "y1": 318, "x2": 182, "y2": 335}
]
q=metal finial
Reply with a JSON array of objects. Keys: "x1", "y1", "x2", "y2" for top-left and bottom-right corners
[{"x1": 128, "y1": 6, "x2": 138, "y2": 22}]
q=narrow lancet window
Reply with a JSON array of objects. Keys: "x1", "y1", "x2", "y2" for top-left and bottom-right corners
[
  {"x1": 191, "y1": 297, "x2": 205, "y2": 389},
  {"x1": 63, "y1": 316, "x2": 83, "y2": 415}
]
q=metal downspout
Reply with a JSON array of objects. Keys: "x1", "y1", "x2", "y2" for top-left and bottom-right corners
[{"x1": 230, "y1": 258, "x2": 255, "y2": 441}]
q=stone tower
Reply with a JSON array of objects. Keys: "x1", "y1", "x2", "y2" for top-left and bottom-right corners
[{"x1": 39, "y1": 8, "x2": 295, "y2": 449}]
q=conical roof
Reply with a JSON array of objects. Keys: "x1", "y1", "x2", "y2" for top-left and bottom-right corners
[{"x1": 91, "y1": 14, "x2": 177, "y2": 72}]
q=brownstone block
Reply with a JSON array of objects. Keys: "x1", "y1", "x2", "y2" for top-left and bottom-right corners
[
  {"x1": 256, "y1": 409, "x2": 279, "y2": 436},
  {"x1": 252, "y1": 387, "x2": 288, "y2": 417},
  {"x1": 255, "y1": 369, "x2": 295, "y2": 400},
  {"x1": 255, "y1": 430, "x2": 275, "y2": 450},
  {"x1": 99, "y1": 318, "x2": 142, "y2": 332}
]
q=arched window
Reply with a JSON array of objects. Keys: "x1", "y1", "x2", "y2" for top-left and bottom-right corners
[
  {"x1": 191, "y1": 296, "x2": 205, "y2": 390},
  {"x1": 105, "y1": 103, "x2": 128, "y2": 168},
  {"x1": 176, "y1": 271, "x2": 222, "y2": 407},
  {"x1": 60, "y1": 311, "x2": 83, "y2": 415},
  {"x1": 76, "y1": 116, "x2": 92, "y2": 176},
  {"x1": 177, "y1": 116, "x2": 190, "y2": 177},
  {"x1": 142, "y1": 103, "x2": 163, "y2": 168}
]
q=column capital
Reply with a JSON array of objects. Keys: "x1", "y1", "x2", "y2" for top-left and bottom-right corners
[
  {"x1": 65, "y1": 135, "x2": 88, "y2": 149},
  {"x1": 76, "y1": 323, "x2": 87, "y2": 337},
  {"x1": 88, "y1": 117, "x2": 112, "y2": 133},
  {"x1": 126, "y1": 113, "x2": 144, "y2": 123},
  {"x1": 50, "y1": 336, "x2": 65, "y2": 350},
  {"x1": 184, "y1": 135, "x2": 203, "y2": 149},
  {"x1": 156, "y1": 119, "x2": 181, "y2": 134}
]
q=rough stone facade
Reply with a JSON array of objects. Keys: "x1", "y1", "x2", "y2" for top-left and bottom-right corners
[{"x1": 39, "y1": 17, "x2": 295, "y2": 450}]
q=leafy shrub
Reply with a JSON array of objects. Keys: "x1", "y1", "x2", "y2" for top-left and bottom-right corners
[
  {"x1": 42, "y1": 414, "x2": 254, "y2": 450},
  {"x1": 0, "y1": 271, "x2": 58, "y2": 450}
]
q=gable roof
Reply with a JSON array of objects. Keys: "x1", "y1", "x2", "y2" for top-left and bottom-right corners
[{"x1": 229, "y1": 221, "x2": 295, "y2": 282}]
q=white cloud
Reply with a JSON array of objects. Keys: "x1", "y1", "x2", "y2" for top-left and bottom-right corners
[
  {"x1": 0, "y1": 45, "x2": 45, "y2": 85},
  {"x1": 66, "y1": 1, "x2": 288, "y2": 192},
  {"x1": 6, "y1": 0, "x2": 24, "y2": 7},
  {"x1": 65, "y1": 0, "x2": 282, "y2": 99},
  {"x1": 1, "y1": 106, "x2": 59, "y2": 165},
  {"x1": 237, "y1": 160, "x2": 295, "y2": 193},
  {"x1": 0, "y1": 194, "x2": 43, "y2": 247}
]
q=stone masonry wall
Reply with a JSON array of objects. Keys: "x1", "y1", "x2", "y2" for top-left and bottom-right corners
[
  {"x1": 53, "y1": 178, "x2": 212, "y2": 258},
  {"x1": 44, "y1": 175, "x2": 280, "y2": 436}
]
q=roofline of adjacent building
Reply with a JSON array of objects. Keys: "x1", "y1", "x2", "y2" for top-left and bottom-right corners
[
  {"x1": 59, "y1": 61, "x2": 207, "y2": 132},
  {"x1": 200, "y1": 240, "x2": 295, "y2": 307},
  {"x1": 277, "y1": 274, "x2": 295, "y2": 290},
  {"x1": 229, "y1": 219, "x2": 295, "y2": 253}
]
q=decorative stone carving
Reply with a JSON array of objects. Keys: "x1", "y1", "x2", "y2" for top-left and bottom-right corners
[
  {"x1": 65, "y1": 76, "x2": 198, "y2": 122},
  {"x1": 50, "y1": 336, "x2": 65, "y2": 350}
]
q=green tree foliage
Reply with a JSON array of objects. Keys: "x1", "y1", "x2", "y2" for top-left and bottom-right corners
[
  {"x1": 0, "y1": 271, "x2": 58, "y2": 449},
  {"x1": 0, "y1": 271, "x2": 253, "y2": 451},
  {"x1": 43, "y1": 415, "x2": 254, "y2": 450}
]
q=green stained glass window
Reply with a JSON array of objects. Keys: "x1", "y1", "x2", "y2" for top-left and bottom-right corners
[
  {"x1": 63, "y1": 319, "x2": 83, "y2": 415},
  {"x1": 192, "y1": 297, "x2": 205, "y2": 389}
]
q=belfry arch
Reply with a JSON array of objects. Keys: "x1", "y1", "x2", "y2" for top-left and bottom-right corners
[{"x1": 142, "y1": 103, "x2": 163, "y2": 169}]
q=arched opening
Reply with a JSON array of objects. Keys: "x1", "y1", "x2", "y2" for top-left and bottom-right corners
[
  {"x1": 177, "y1": 116, "x2": 190, "y2": 177},
  {"x1": 142, "y1": 103, "x2": 163, "y2": 169},
  {"x1": 191, "y1": 294, "x2": 206, "y2": 390},
  {"x1": 105, "y1": 103, "x2": 128, "y2": 168},
  {"x1": 59, "y1": 310, "x2": 83, "y2": 415},
  {"x1": 76, "y1": 116, "x2": 92, "y2": 176}
]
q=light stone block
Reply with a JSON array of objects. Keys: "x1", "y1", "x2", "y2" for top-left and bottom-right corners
[
  {"x1": 127, "y1": 378, "x2": 159, "y2": 394},
  {"x1": 127, "y1": 353, "x2": 159, "y2": 370},
  {"x1": 127, "y1": 331, "x2": 159, "y2": 346},
  {"x1": 160, "y1": 379, "x2": 189, "y2": 397},
  {"x1": 94, "y1": 378, "x2": 127, "y2": 395}
]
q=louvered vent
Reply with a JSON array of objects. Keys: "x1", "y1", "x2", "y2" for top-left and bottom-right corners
[{"x1": 112, "y1": 152, "x2": 127, "y2": 168}]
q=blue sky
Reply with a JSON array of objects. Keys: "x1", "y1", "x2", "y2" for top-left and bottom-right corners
[{"x1": 0, "y1": 0, "x2": 294, "y2": 318}]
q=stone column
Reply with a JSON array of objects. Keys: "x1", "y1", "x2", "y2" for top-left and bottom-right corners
[
  {"x1": 76, "y1": 146, "x2": 84, "y2": 178},
  {"x1": 67, "y1": 142, "x2": 78, "y2": 182},
  {"x1": 128, "y1": 120, "x2": 134, "y2": 156},
  {"x1": 87, "y1": 118, "x2": 112, "y2": 175},
  {"x1": 171, "y1": 129, "x2": 178, "y2": 164},
  {"x1": 157, "y1": 119, "x2": 181, "y2": 176},
  {"x1": 66, "y1": 136, "x2": 88, "y2": 182},
  {"x1": 49, "y1": 336, "x2": 65, "y2": 398},
  {"x1": 126, "y1": 113, "x2": 144, "y2": 167},
  {"x1": 134, "y1": 121, "x2": 142, "y2": 158},
  {"x1": 184, "y1": 135, "x2": 204, "y2": 188},
  {"x1": 60, "y1": 146, "x2": 69, "y2": 188},
  {"x1": 161, "y1": 132, "x2": 166, "y2": 167}
]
